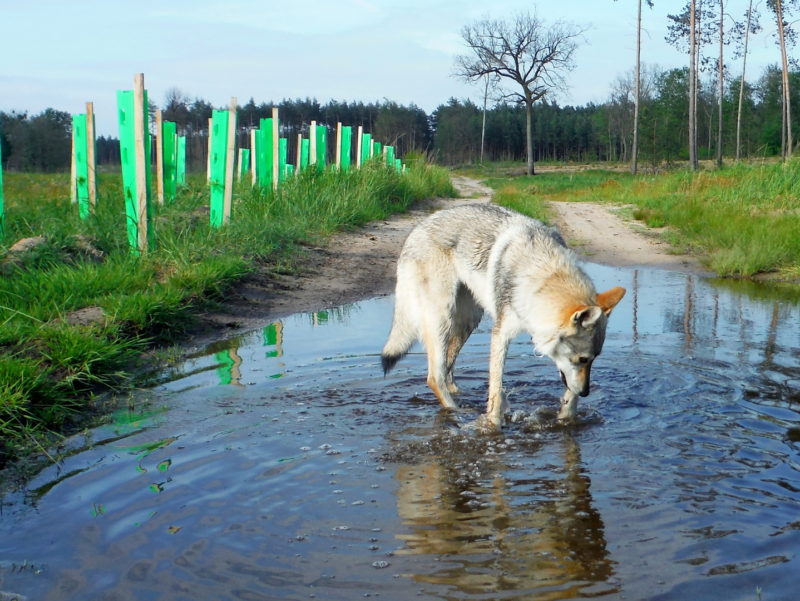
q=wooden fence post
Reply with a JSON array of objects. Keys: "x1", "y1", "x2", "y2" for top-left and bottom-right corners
[
  {"x1": 207, "y1": 117, "x2": 213, "y2": 183},
  {"x1": 224, "y1": 97, "x2": 238, "y2": 222},
  {"x1": 335, "y1": 122, "x2": 342, "y2": 169},
  {"x1": 309, "y1": 120, "x2": 317, "y2": 166},
  {"x1": 271, "y1": 107, "x2": 279, "y2": 190},
  {"x1": 85, "y1": 101, "x2": 97, "y2": 210},
  {"x1": 356, "y1": 125, "x2": 363, "y2": 168},
  {"x1": 117, "y1": 73, "x2": 151, "y2": 256}
]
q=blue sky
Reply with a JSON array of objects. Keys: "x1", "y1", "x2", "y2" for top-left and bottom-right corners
[{"x1": 1, "y1": 0, "x2": 784, "y2": 136}]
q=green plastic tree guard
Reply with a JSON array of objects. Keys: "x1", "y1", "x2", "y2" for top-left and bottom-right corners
[
  {"x1": 341, "y1": 126, "x2": 352, "y2": 171},
  {"x1": 315, "y1": 125, "x2": 327, "y2": 171},
  {"x1": 162, "y1": 120, "x2": 177, "y2": 202},
  {"x1": 117, "y1": 87, "x2": 153, "y2": 256},
  {"x1": 72, "y1": 113, "x2": 90, "y2": 219},
  {"x1": 209, "y1": 109, "x2": 229, "y2": 228},
  {"x1": 361, "y1": 133, "x2": 372, "y2": 164},
  {"x1": 300, "y1": 138, "x2": 310, "y2": 170},
  {"x1": 176, "y1": 136, "x2": 187, "y2": 185}
]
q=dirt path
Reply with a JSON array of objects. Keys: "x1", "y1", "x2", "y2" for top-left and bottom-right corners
[
  {"x1": 548, "y1": 201, "x2": 704, "y2": 272},
  {"x1": 190, "y1": 176, "x2": 699, "y2": 347}
]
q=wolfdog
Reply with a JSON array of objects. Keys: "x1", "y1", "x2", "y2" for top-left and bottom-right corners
[{"x1": 381, "y1": 204, "x2": 625, "y2": 428}]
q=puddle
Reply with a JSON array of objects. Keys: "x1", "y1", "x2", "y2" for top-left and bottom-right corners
[{"x1": 1, "y1": 264, "x2": 799, "y2": 600}]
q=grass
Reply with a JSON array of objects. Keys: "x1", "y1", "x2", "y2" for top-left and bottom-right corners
[
  {"x1": 472, "y1": 160, "x2": 800, "y2": 279},
  {"x1": 0, "y1": 160, "x2": 456, "y2": 465}
]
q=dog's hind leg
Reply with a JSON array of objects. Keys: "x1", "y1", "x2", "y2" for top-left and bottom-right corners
[
  {"x1": 444, "y1": 284, "x2": 483, "y2": 395},
  {"x1": 416, "y1": 260, "x2": 461, "y2": 410}
]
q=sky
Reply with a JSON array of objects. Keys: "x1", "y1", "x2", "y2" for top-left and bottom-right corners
[{"x1": 0, "y1": 0, "x2": 785, "y2": 137}]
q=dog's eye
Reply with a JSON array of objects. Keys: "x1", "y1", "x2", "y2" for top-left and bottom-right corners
[{"x1": 577, "y1": 356, "x2": 590, "y2": 364}]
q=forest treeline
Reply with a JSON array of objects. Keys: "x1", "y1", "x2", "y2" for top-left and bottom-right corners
[{"x1": 1, "y1": 63, "x2": 798, "y2": 172}]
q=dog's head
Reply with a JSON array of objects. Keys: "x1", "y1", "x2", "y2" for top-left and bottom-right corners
[{"x1": 540, "y1": 286, "x2": 626, "y2": 397}]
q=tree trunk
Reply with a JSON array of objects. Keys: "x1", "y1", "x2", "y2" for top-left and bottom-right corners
[
  {"x1": 525, "y1": 99, "x2": 535, "y2": 175},
  {"x1": 689, "y1": 0, "x2": 699, "y2": 170},
  {"x1": 480, "y1": 75, "x2": 489, "y2": 164},
  {"x1": 631, "y1": 0, "x2": 642, "y2": 175},
  {"x1": 716, "y1": 0, "x2": 724, "y2": 168},
  {"x1": 775, "y1": 0, "x2": 793, "y2": 159},
  {"x1": 736, "y1": 0, "x2": 753, "y2": 161}
]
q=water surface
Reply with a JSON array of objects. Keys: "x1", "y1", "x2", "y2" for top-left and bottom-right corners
[{"x1": 1, "y1": 264, "x2": 799, "y2": 600}]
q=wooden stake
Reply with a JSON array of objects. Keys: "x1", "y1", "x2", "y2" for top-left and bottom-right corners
[
  {"x1": 250, "y1": 128, "x2": 257, "y2": 186},
  {"x1": 309, "y1": 120, "x2": 317, "y2": 165},
  {"x1": 85, "y1": 101, "x2": 97, "y2": 210},
  {"x1": 335, "y1": 122, "x2": 342, "y2": 169},
  {"x1": 133, "y1": 74, "x2": 148, "y2": 254},
  {"x1": 207, "y1": 117, "x2": 213, "y2": 182},
  {"x1": 356, "y1": 125, "x2": 363, "y2": 168},
  {"x1": 224, "y1": 97, "x2": 238, "y2": 224},
  {"x1": 155, "y1": 109, "x2": 164, "y2": 204},
  {"x1": 70, "y1": 127, "x2": 77, "y2": 203},
  {"x1": 271, "y1": 107, "x2": 279, "y2": 190}
]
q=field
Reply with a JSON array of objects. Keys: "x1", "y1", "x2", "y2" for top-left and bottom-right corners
[{"x1": 0, "y1": 162, "x2": 455, "y2": 465}]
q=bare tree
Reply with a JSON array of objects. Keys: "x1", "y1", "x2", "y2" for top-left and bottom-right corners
[
  {"x1": 630, "y1": 0, "x2": 655, "y2": 175},
  {"x1": 736, "y1": 0, "x2": 759, "y2": 161},
  {"x1": 716, "y1": 0, "x2": 724, "y2": 168},
  {"x1": 668, "y1": 1, "x2": 704, "y2": 170},
  {"x1": 455, "y1": 12, "x2": 585, "y2": 175},
  {"x1": 769, "y1": 0, "x2": 796, "y2": 158}
]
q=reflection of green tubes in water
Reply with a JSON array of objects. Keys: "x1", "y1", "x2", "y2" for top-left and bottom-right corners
[
  {"x1": 263, "y1": 322, "x2": 284, "y2": 358},
  {"x1": 215, "y1": 349, "x2": 242, "y2": 386}
]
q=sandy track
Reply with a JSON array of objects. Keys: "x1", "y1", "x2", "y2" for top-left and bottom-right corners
[{"x1": 548, "y1": 201, "x2": 703, "y2": 272}]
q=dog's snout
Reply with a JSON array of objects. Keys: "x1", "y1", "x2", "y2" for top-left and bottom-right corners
[{"x1": 579, "y1": 381, "x2": 590, "y2": 397}]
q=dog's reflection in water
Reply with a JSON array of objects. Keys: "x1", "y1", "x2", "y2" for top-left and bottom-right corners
[{"x1": 392, "y1": 431, "x2": 616, "y2": 599}]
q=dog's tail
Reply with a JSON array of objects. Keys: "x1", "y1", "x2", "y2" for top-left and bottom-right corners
[{"x1": 381, "y1": 310, "x2": 416, "y2": 375}]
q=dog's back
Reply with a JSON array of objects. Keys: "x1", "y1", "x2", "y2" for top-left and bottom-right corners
[{"x1": 381, "y1": 204, "x2": 568, "y2": 370}]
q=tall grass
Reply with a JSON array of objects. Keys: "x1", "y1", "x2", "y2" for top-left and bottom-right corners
[
  {"x1": 0, "y1": 161, "x2": 455, "y2": 464},
  {"x1": 477, "y1": 162, "x2": 800, "y2": 278}
]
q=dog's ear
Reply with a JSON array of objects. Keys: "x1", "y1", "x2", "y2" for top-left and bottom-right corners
[
  {"x1": 571, "y1": 306, "x2": 603, "y2": 328},
  {"x1": 596, "y1": 286, "x2": 626, "y2": 316}
]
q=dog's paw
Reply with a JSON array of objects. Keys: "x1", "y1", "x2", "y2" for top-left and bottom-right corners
[{"x1": 474, "y1": 413, "x2": 503, "y2": 433}]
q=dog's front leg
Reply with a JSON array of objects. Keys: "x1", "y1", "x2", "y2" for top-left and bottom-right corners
[
  {"x1": 557, "y1": 389, "x2": 579, "y2": 421},
  {"x1": 484, "y1": 317, "x2": 512, "y2": 429}
]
